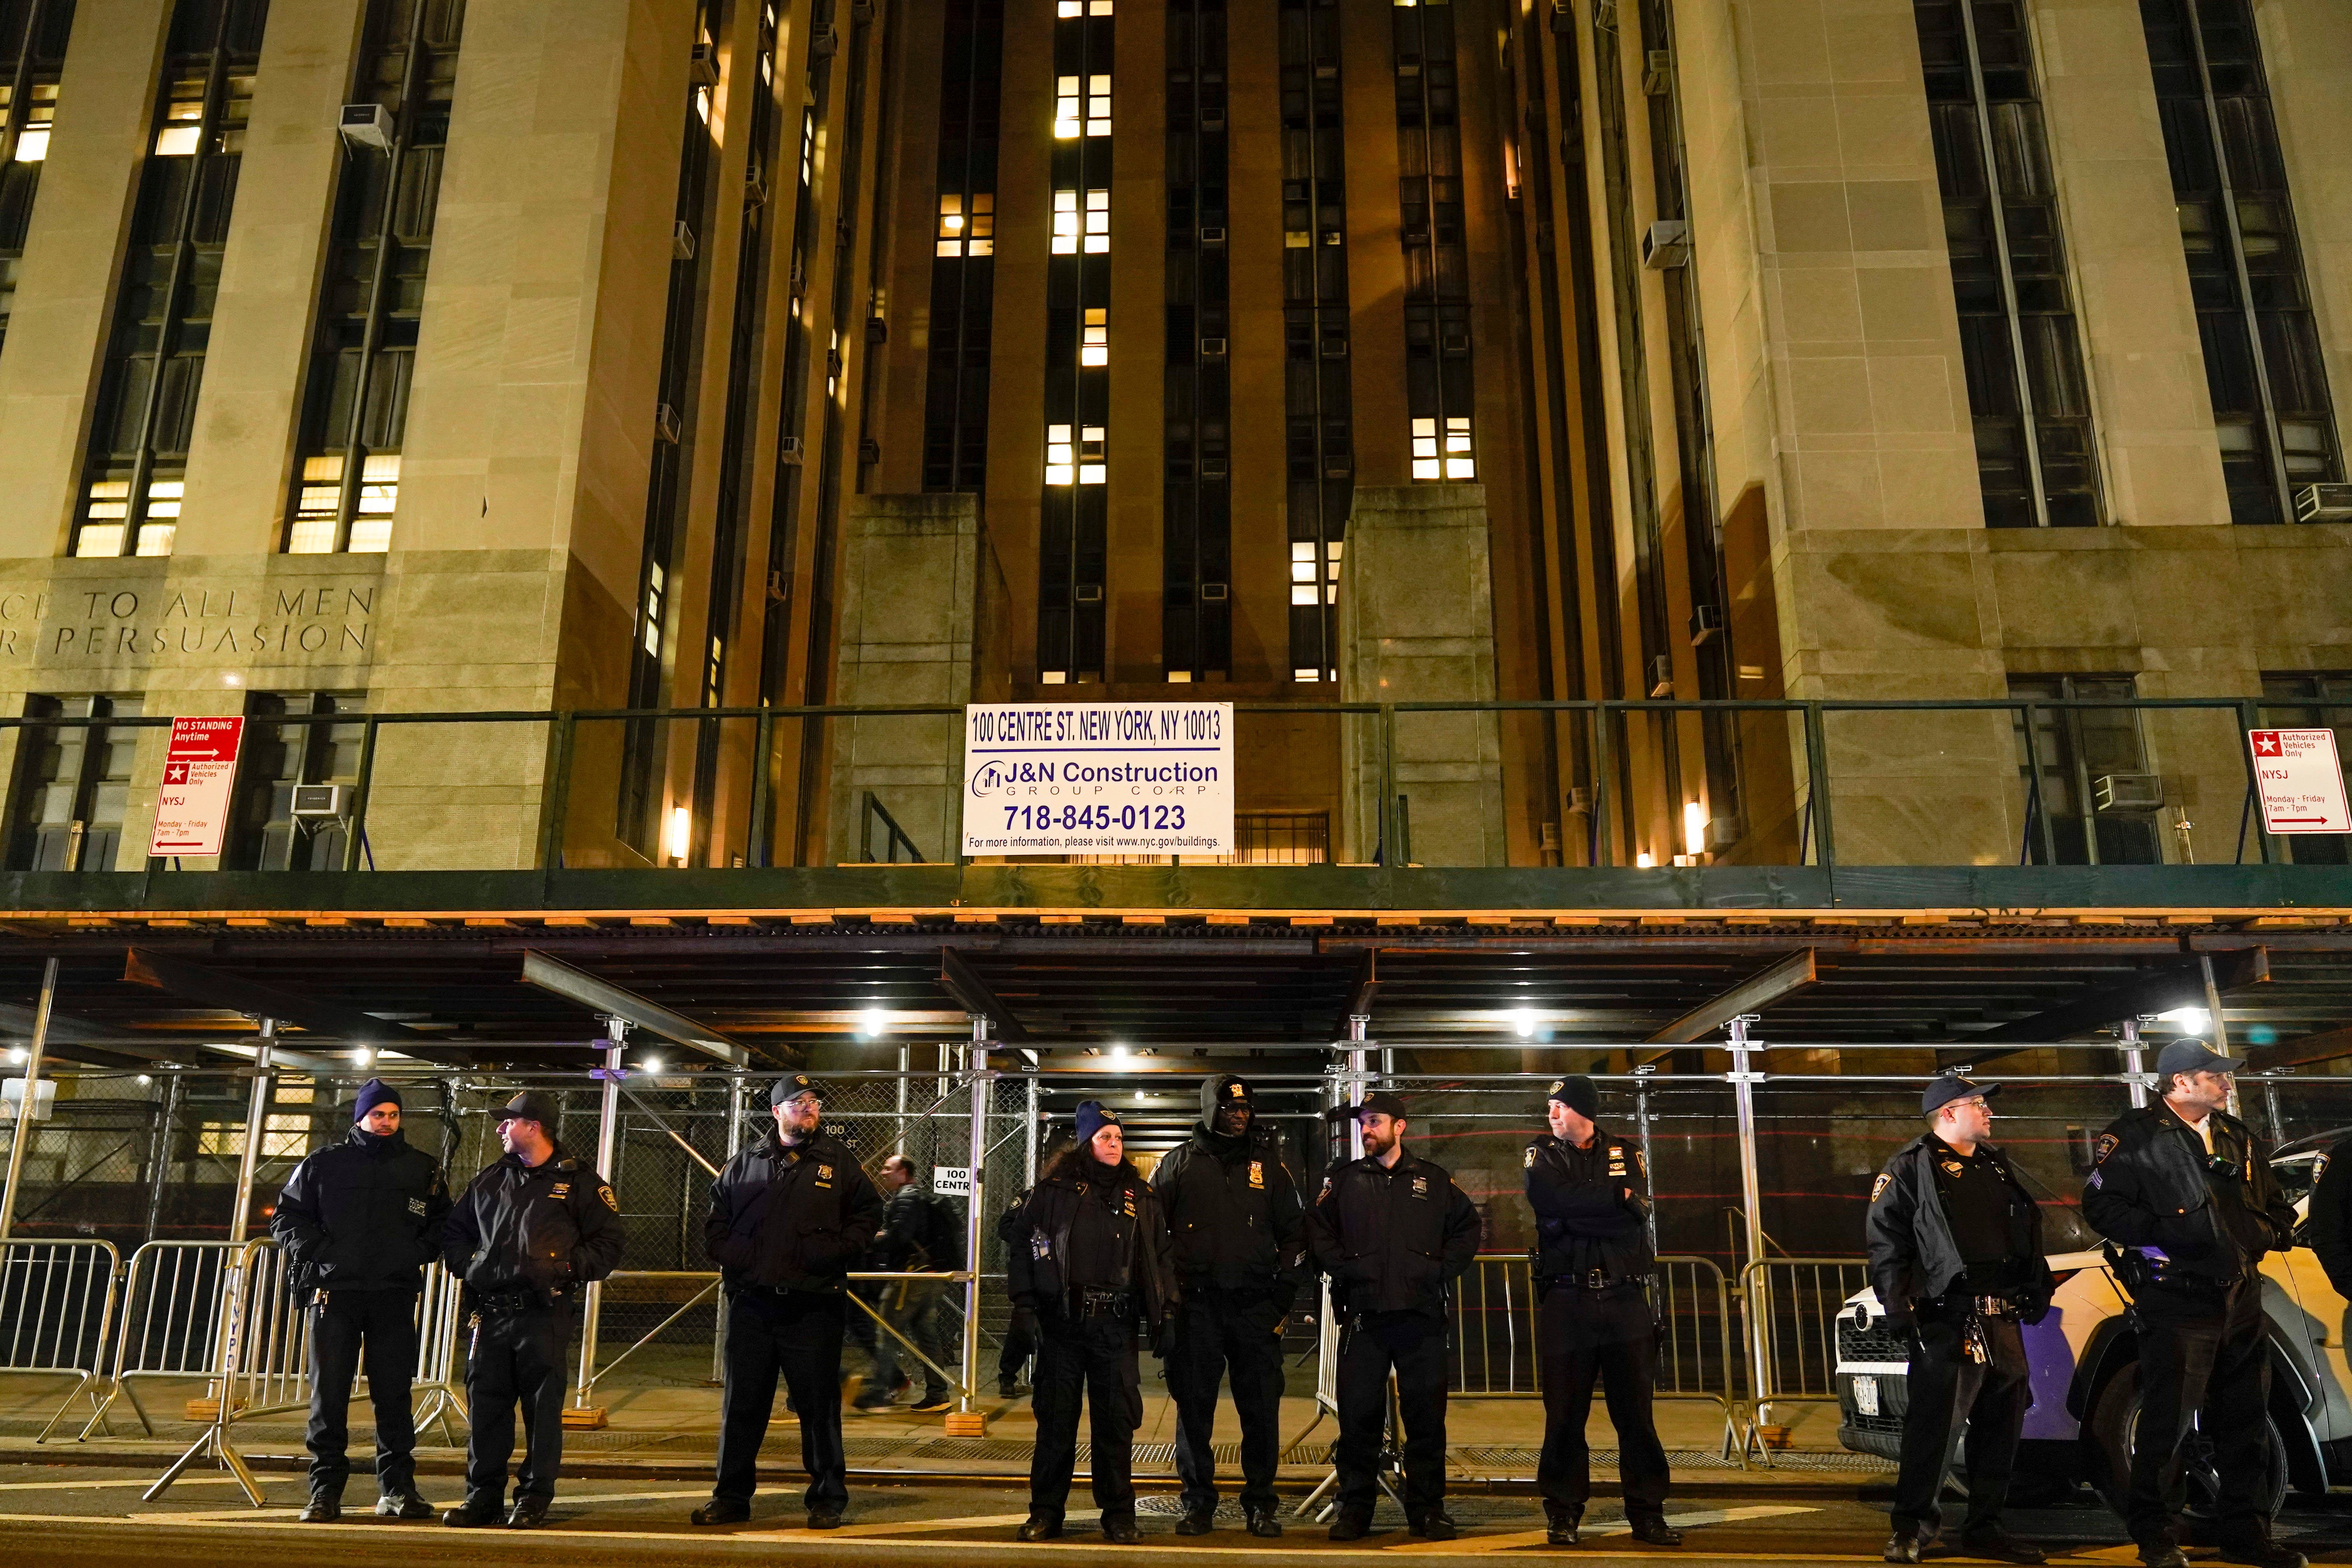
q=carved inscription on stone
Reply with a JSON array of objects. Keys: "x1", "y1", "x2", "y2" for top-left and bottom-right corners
[{"x1": 0, "y1": 583, "x2": 379, "y2": 665}]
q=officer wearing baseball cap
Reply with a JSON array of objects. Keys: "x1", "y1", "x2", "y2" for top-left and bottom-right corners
[
  {"x1": 441, "y1": 1090, "x2": 624, "y2": 1528},
  {"x1": 1304, "y1": 1091, "x2": 1479, "y2": 1541},
  {"x1": 2085, "y1": 1040, "x2": 2299, "y2": 1568},
  {"x1": 693, "y1": 1075, "x2": 884, "y2": 1530},
  {"x1": 1525, "y1": 1076, "x2": 1678, "y2": 1547},
  {"x1": 1150, "y1": 1073, "x2": 1306, "y2": 1536},
  {"x1": 1867, "y1": 1074, "x2": 2055, "y2": 1564},
  {"x1": 1006, "y1": 1101, "x2": 1177, "y2": 1544},
  {"x1": 272, "y1": 1079, "x2": 451, "y2": 1523}
]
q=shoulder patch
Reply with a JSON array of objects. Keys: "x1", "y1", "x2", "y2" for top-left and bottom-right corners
[
  {"x1": 2316, "y1": 1152, "x2": 2332, "y2": 1182},
  {"x1": 598, "y1": 1183, "x2": 619, "y2": 1211},
  {"x1": 1870, "y1": 1173, "x2": 1892, "y2": 1203},
  {"x1": 2094, "y1": 1133, "x2": 2120, "y2": 1166},
  {"x1": 1524, "y1": 1145, "x2": 1538, "y2": 1169}
]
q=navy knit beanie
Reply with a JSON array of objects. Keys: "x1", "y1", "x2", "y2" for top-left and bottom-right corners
[{"x1": 353, "y1": 1078, "x2": 401, "y2": 1121}]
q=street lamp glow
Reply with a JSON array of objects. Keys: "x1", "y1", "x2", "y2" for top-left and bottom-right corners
[
  {"x1": 2158, "y1": 1006, "x2": 2210, "y2": 1032},
  {"x1": 665, "y1": 805, "x2": 692, "y2": 863},
  {"x1": 1110, "y1": 1044, "x2": 1130, "y2": 1067},
  {"x1": 860, "y1": 1009, "x2": 887, "y2": 1039},
  {"x1": 643, "y1": 1056, "x2": 663, "y2": 1074},
  {"x1": 1512, "y1": 1010, "x2": 1537, "y2": 1039}
]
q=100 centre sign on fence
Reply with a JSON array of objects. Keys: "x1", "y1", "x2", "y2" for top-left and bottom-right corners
[{"x1": 962, "y1": 702, "x2": 1234, "y2": 858}]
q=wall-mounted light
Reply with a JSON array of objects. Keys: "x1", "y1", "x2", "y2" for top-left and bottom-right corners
[
  {"x1": 1512, "y1": 1009, "x2": 1537, "y2": 1039},
  {"x1": 665, "y1": 806, "x2": 692, "y2": 864},
  {"x1": 1683, "y1": 800, "x2": 1707, "y2": 859},
  {"x1": 1635, "y1": 851, "x2": 1655, "y2": 869},
  {"x1": 643, "y1": 1056, "x2": 663, "y2": 1074},
  {"x1": 859, "y1": 1009, "x2": 887, "y2": 1039},
  {"x1": 2157, "y1": 1005, "x2": 2209, "y2": 1032}
]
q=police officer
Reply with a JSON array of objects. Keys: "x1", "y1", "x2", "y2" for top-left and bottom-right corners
[
  {"x1": 2084, "y1": 1040, "x2": 2300, "y2": 1568},
  {"x1": 855, "y1": 1153, "x2": 957, "y2": 1414},
  {"x1": 995, "y1": 1189, "x2": 1039, "y2": 1398},
  {"x1": 441, "y1": 1090, "x2": 623, "y2": 1529},
  {"x1": 1867, "y1": 1075, "x2": 2055, "y2": 1566},
  {"x1": 273, "y1": 1078, "x2": 451, "y2": 1524},
  {"x1": 1306, "y1": 1092, "x2": 1480, "y2": 1542},
  {"x1": 1525, "y1": 1075, "x2": 1679, "y2": 1548},
  {"x1": 1151, "y1": 1072, "x2": 1306, "y2": 1537},
  {"x1": 1005, "y1": 1101, "x2": 1176, "y2": 1544},
  {"x1": 2306, "y1": 1126, "x2": 2352, "y2": 1301},
  {"x1": 693, "y1": 1074, "x2": 885, "y2": 1529}
]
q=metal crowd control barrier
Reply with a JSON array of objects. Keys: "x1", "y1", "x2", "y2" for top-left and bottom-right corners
[
  {"x1": 67, "y1": 1239, "x2": 241, "y2": 1441},
  {"x1": 0, "y1": 1239, "x2": 122, "y2": 1442},
  {"x1": 1736, "y1": 1255, "x2": 1871, "y2": 1465}
]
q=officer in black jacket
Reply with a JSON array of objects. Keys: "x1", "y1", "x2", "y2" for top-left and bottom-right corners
[
  {"x1": 1151, "y1": 1072, "x2": 1306, "y2": 1537},
  {"x1": 1526, "y1": 1075, "x2": 1678, "y2": 1548},
  {"x1": 1866, "y1": 1075, "x2": 2055, "y2": 1566},
  {"x1": 440, "y1": 1090, "x2": 623, "y2": 1529},
  {"x1": 1005, "y1": 1101, "x2": 1177, "y2": 1545},
  {"x1": 272, "y1": 1079, "x2": 451, "y2": 1524},
  {"x1": 692, "y1": 1074, "x2": 885, "y2": 1529},
  {"x1": 1305, "y1": 1091, "x2": 1481, "y2": 1542},
  {"x1": 2307, "y1": 1133, "x2": 2352, "y2": 1301},
  {"x1": 2084, "y1": 1040, "x2": 2300, "y2": 1568}
]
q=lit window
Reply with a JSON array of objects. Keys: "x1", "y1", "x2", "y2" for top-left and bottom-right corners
[
  {"x1": 1055, "y1": 75, "x2": 1080, "y2": 138},
  {"x1": 1411, "y1": 416, "x2": 1440, "y2": 480},
  {"x1": 1058, "y1": 0, "x2": 1079, "y2": 11},
  {"x1": 1294, "y1": 667, "x2": 1322, "y2": 681},
  {"x1": 134, "y1": 524, "x2": 175, "y2": 556},
  {"x1": 1085, "y1": 187, "x2": 1109, "y2": 252},
  {"x1": 1053, "y1": 188, "x2": 1079, "y2": 253},
  {"x1": 1080, "y1": 424, "x2": 1106, "y2": 484},
  {"x1": 1292, "y1": 584, "x2": 1319, "y2": 605},
  {"x1": 1042, "y1": 670, "x2": 1068, "y2": 684},
  {"x1": 1087, "y1": 74, "x2": 1111, "y2": 136},
  {"x1": 14, "y1": 128, "x2": 47, "y2": 162},
  {"x1": 1445, "y1": 414, "x2": 1474, "y2": 478},
  {"x1": 145, "y1": 479, "x2": 183, "y2": 519},
  {"x1": 641, "y1": 562, "x2": 665, "y2": 656},
  {"x1": 1090, "y1": 0, "x2": 1113, "y2": 11},
  {"x1": 1046, "y1": 422, "x2": 1075, "y2": 485},
  {"x1": 73, "y1": 524, "x2": 122, "y2": 558},
  {"x1": 1081, "y1": 306, "x2": 1108, "y2": 366},
  {"x1": 1285, "y1": 230, "x2": 1311, "y2": 248},
  {"x1": 154, "y1": 124, "x2": 200, "y2": 156}
]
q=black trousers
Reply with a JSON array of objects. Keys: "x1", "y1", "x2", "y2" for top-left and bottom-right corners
[
  {"x1": 1028, "y1": 1311, "x2": 1138, "y2": 1521},
  {"x1": 1000, "y1": 1302, "x2": 1038, "y2": 1387},
  {"x1": 1334, "y1": 1309, "x2": 1449, "y2": 1520},
  {"x1": 304, "y1": 1289, "x2": 420, "y2": 1496},
  {"x1": 1168, "y1": 1284, "x2": 1287, "y2": 1513},
  {"x1": 870, "y1": 1278, "x2": 952, "y2": 1400},
  {"x1": 715, "y1": 1289, "x2": 849, "y2": 1510},
  {"x1": 1890, "y1": 1310, "x2": 2030, "y2": 1538},
  {"x1": 2128, "y1": 1280, "x2": 2272, "y2": 1547},
  {"x1": 463, "y1": 1305, "x2": 572, "y2": 1506},
  {"x1": 1536, "y1": 1286, "x2": 1670, "y2": 1519}
]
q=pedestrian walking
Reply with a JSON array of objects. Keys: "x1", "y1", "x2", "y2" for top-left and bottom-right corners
[
  {"x1": 1867, "y1": 1074, "x2": 2055, "y2": 1565},
  {"x1": 1525, "y1": 1074, "x2": 1681, "y2": 1547},
  {"x1": 1305, "y1": 1091, "x2": 1479, "y2": 1542},
  {"x1": 853, "y1": 1153, "x2": 959, "y2": 1415},
  {"x1": 2084, "y1": 1040, "x2": 2301, "y2": 1568},
  {"x1": 1151, "y1": 1072, "x2": 1306, "y2": 1537},
  {"x1": 440, "y1": 1090, "x2": 623, "y2": 1529},
  {"x1": 1005, "y1": 1101, "x2": 1176, "y2": 1544},
  {"x1": 272, "y1": 1078, "x2": 451, "y2": 1524},
  {"x1": 692, "y1": 1074, "x2": 885, "y2": 1529}
]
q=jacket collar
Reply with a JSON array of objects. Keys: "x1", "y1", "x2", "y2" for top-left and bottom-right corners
[{"x1": 500, "y1": 1142, "x2": 566, "y2": 1174}]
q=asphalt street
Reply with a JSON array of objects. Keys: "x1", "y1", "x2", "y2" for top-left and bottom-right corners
[{"x1": 1, "y1": 1465, "x2": 2350, "y2": 1568}]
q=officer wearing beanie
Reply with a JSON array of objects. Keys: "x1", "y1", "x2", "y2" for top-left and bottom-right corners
[
  {"x1": 1868, "y1": 1074, "x2": 2054, "y2": 1566},
  {"x1": 441, "y1": 1090, "x2": 624, "y2": 1529},
  {"x1": 1525, "y1": 1075, "x2": 1678, "y2": 1547},
  {"x1": 272, "y1": 1079, "x2": 451, "y2": 1524},
  {"x1": 1306, "y1": 1091, "x2": 1480, "y2": 1542},
  {"x1": 1150, "y1": 1073, "x2": 1306, "y2": 1536},
  {"x1": 1006, "y1": 1101, "x2": 1176, "y2": 1545},
  {"x1": 693, "y1": 1074, "x2": 884, "y2": 1530},
  {"x1": 2084, "y1": 1041, "x2": 2299, "y2": 1568}
]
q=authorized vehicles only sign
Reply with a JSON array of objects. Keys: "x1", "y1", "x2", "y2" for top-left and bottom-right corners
[
  {"x1": 148, "y1": 715, "x2": 246, "y2": 857},
  {"x1": 963, "y1": 702, "x2": 1233, "y2": 858},
  {"x1": 2249, "y1": 727, "x2": 2352, "y2": 834}
]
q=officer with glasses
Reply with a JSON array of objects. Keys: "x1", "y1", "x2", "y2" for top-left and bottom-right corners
[{"x1": 1867, "y1": 1074, "x2": 2054, "y2": 1566}]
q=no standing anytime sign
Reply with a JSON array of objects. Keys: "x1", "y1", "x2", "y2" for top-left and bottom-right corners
[{"x1": 148, "y1": 716, "x2": 246, "y2": 858}]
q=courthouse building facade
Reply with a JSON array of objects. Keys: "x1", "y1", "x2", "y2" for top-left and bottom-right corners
[{"x1": 0, "y1": 0, "x2": 2349, "y2": 882}]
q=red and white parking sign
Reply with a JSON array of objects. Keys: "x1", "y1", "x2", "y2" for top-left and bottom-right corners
[
  {"x1": 148, "y1": 716, "x2": 246, "y2": 857},
  {"x1": 2248, "y1": 729, "x2": 2352, "y2": 835}
]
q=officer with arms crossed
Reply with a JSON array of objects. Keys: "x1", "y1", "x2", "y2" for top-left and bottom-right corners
[
  {"x1": 1006, "y1": 1101, "x2": 1176, "y2": 1545},
  {"x1": 1866, "y1": 1075, "x2": 2054, "y2": 1566},
  {"x1": 1151, "y1": 1072, "x2": 1306, "y2": 1537},
  {"x1": 2084, "y1": 1040, "x2": 2301, "y2": 1568},
  {"x1": 694, "y1": 1074, "x2": 885, "y2": 1528},
  {"x1": 273, "y1": 1078, "x2": 451, "y2": 1524},
  {"x1": 1525, "y1": 1075, "x2": 1681, "y2": 1548},
  {"x1": 854, "y1": 1153, "x2": 958, "y2": 1415},
  {"x1": 1306, "y1": 1091, "x2": 1480, "y2": 1542},
  {"x1": 441, "y1": 1091, "x2": 623, "y2": 1529}
]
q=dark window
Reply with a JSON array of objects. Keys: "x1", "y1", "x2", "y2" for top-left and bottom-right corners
[
  {"x1": 285, "y1": 0, "x2": 463, "y2": 554},
  {"x1": 2258, "y1": 672, "x2": 2352, "y2": 865},
  {"x1": 1163, "y1": 0, "x2": 1228, "y2": 681},
  {"x1": 73, "y1": 0, "x2": 269, "y2": 558},
  {"x1": 920, "y1": 0, "x2": 1001, "y2": 495},
  {"x1": 2140, "y1": 0, "x2": 2339, "y2": 524},
  {"x1": 0, "y1": 0, "x2": 74, "y2": 358},
  {"x1": 4, "y1": 694, "x2": 143, "y2": 871},
  {"x1": 225, "y1": 692, "x2": 363, "y2": 871},
  {"x1": 1394, "y1": 0, "x2": 1473, "y2": 503},
  {"x1": 2010, "y1": 674, "x2": 2161, "y2": 865},
  {"x1": 1037, "y1": 0, "x2": 1113, "y2": 684},
  {"x1": 1915, "y1": 0, "x2": 2101, "y2": 529},
  {"x1": 1279, "y1": 0, "x2": 1350, "y2": 683}
]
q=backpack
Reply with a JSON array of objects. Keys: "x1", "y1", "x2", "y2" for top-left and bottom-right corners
[{"x1": 922, "y1": 1191, "x2": 967, "y2": 1272}]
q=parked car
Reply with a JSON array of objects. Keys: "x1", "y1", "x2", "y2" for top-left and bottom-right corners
[{"x1": 1834, "y1": 1134, "x2": 2352, "y2": 1515}]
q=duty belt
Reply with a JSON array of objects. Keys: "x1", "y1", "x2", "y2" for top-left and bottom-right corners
[
  {"x1": 1550, "y1": 1270, "x2": 1640, "y2": 1290},
  {"x1": 1074, "y1": 1287, "x2": 1132, "y2": 1317},
  {"x1": 1969, "y1": 1295, "x2": 2016, "y2": 1317},
  {"x1": 475, "y1": 1288, "x2": 540, "y2": 1318}
]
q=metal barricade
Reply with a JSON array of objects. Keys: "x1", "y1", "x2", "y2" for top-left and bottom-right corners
[
  {"x1": 146, "y1": 1236, "x2": 305, "y2": 1504},
  {"x1": 69, "y1": 1239, "x2": 242, "y2": 1441},
  {"x1": 1735, "y1": 1255, "x2": 1871, "y2": 1464},
  {"x1": 1, "y1": 1238, "x2": 122, "y2": 1442},
  {"x1": 412, "y1": 1260, "x2": 468, "y2": 1443}
]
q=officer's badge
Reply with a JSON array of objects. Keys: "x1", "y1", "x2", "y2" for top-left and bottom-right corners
[
  {"x1": 1870, "y1": 1173, "x2": 1891, "y2": 1202},
  {"x1": 1524, "y1": 1146, "x2": 1538, "y2": 1169},
  {"x1": 598, "y1": 1184, "x2": 618, "y2": 1211},
  {"x1": 1410, "y1": 1175, "x2": 1429, "y2": 1199},
  {"x1": 1228, "y1": 1083, "x2": 1246, "y2": 1098},
  {"x1": 2094, "y1": 1133, "x2": 2120, "y2": 1166},
  {"x1": 1031, "y1": 1228, "x2": 1051, "y2": 1260},
  {"x1": 407, "y1": 1197, "x2": 427, "y2": 1216},
  {"x1": 817, "y1": 1164, "x2": 833, "y2": 1181},
  {"x1": 1549, "y1": 1079, "x2": 1564, "y2": 1094},
  {"x1": 1249, "y1": 1161, "x2": 1265, "y2": 1189}
]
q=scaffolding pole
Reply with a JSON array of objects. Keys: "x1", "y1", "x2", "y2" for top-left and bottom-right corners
[
  {"x1": 0, "y1": 957, "x2": 59, "y2": 1241},
  {"x1": 575, "y1": 1016, "x2": 625, "y2": 1413}
]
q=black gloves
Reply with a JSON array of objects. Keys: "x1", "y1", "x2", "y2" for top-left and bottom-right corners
[{"x1": 1152, "y1": 1320, "x2": 1177, "y2": 1360}]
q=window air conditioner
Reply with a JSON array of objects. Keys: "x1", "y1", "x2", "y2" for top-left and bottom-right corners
[
  {"x1": 2295, "y1": 483, "x2": 2352, "y2": 522},
  {"x1": 1074, "y1": 584, "x2": 1104, "y2": 605},
  {"x1": 1201, "y1": 336, "x2": 1228, "y2": 357},
  {"x1": 2094, "y1": 773, "x2": 2164, "y2": 813},
  {"x1": 1642, "y1": 219, "x2": 1690, "y2": 269},
  {"x1": 809, "y1": 24, "x2": 839, "y2": 58},
  {"x1": 655, "y1": 403, "x2": 682, "y2": 444},
  {"x1": 1689, "y1": 603, "x2": 1723, "y2": 645},
  {"x1": 688, "y1": 41, "x2": 721, "y2": 88},
  {"x1": 858, "y1": 437, "x2": 881, "y2": 464},
  {"x1": 1643, "y1": 50, "x2": 1672, "y2": 96},
  {"x1": 1200, "y1": 226, "x2": 1226, "y2": 247},
  {"x1": 1648, "y1": 655, "x2": 1673, "y2": 698},
  {"x1": 291, "y1": 784, "x2": 347, "y2": 818},
  {"x1": 865, "y1": 316, "x2": 888, "y2": 344},
  {"x1": 1201, "y1": 458, "x2": 1229, "y2": 479},
  {"x1": 673, "y1": 221, "x2": 697, "y2": 260},
  {"x1": 1201, "y1": 582, "x2": 1230, "y2": 602},
  {"x1": 777, "y1": 435, "x2": 805, "y2": 465},
  {"x1": 338, "y1": 103, "x2": 394, "y2": 152}
]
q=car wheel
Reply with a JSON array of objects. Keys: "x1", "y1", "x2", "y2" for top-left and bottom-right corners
[{"x1": 2085, "y1": 1361, "x2": 2289, "y2": 1523}]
